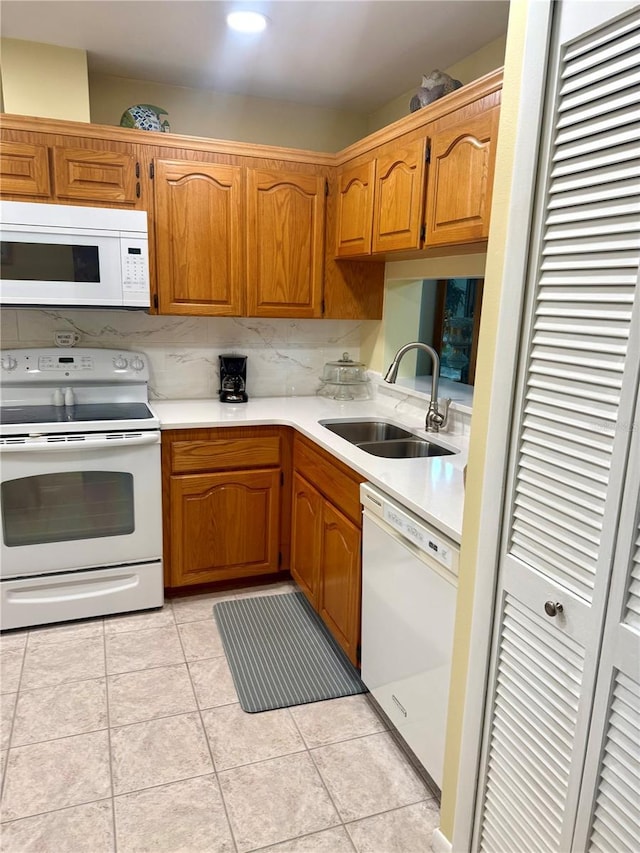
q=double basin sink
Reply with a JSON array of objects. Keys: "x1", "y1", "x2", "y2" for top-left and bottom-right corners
[{"x1": 319, "y1": 419, "x2": 457, "y2": 459}]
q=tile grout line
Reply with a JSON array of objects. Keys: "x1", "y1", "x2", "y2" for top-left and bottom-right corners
[
  {"x1": 102, "y1": 619, "x2": 118, "y2": 853},
  {"x1": 0, "y1": 636, "x2": 28, "y2": 801},
  {"x1": 0, "y1": 796, "x2": 114, "y2": 828},
  {"x1": 286, "y1": 706, "x2": 356, "y2": 851},
  {"x1": 174, "y1": 603, "x2": 240, "y2": 853}
]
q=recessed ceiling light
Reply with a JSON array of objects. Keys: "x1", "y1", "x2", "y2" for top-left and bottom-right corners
[{"x1": 226, "y1": 11, "x2": 268, "y2": 33}]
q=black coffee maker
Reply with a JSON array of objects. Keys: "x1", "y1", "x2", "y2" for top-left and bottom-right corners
[{"x1": 218, "y1": 354, "x2": 248, "y2": 403}]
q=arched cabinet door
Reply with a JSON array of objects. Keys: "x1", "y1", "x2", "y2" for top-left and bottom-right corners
[
  {"x1": 169, "y1": 468, "x2": 280, "y2": 586},
  {"x1": 319, "y1": 501, "x2": 361, "y2": 665},
  {"x1": 424, "y1": 106, "x2": 499, "y2": 247},
  {"x1": 335, "y1": 159, "x2": 375, "y2": 257},
  {"x1": 246, "y1": 168, "x2": 325, "y2": 318},
  {"x1": 372, "y1": 137, "x2": 427, "y2": 253},
  {"x1": 290, "y1": 472, "x2": 323, "y2": 608},
  {"x1": 154, "y1": 159, "x2": 244, "y2": 316}
]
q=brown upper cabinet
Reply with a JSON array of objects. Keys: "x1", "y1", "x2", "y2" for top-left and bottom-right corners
[
  {"x1": 154, "y1": 158, "x2": 244, "y2": 316},
  {"x1": 335, "y1": 160, "x2": 376, "y2": 257},
  {"x1": 0, "y1": 134, "x2": 143, "y2": 207},
  {"x1": 334, "y1": 69, "x2": 501, "y2": 258},
  {"x1": 371, "y1": 136, "x2": 427, "y2": 253},
  {"x1": 0, "y1": 69, "x2": 500, "y2": 315},
  {"x1": 152, "y1": 158, "x2": 325, "y2": 318},
  {"x1": 335, "y1": 137, "x2": 427, "y2": 257},
  {"x1": 424, "y1": 104, "x2": 500, "y2": 246},
  {"x1": 246, "y1": 168, "x2": 325, "y2": 318}
]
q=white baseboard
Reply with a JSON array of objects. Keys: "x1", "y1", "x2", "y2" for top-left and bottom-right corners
[{"x1": 432, "y1": 827, "x2": 453, "y2": 853}]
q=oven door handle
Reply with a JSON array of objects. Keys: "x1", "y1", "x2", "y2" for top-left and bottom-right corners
[{"x1": 0, "y1": 432, "x2": 161, "y2": 452}]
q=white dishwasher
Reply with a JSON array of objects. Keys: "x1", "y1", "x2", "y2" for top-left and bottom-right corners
[{"x1": 360, "y1": 483, "x2": 459, "y2": 790}]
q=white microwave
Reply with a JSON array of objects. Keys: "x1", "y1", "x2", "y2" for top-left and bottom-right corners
[{"x1": 0, "y1": 201, "x2": 150, "y2": 308}]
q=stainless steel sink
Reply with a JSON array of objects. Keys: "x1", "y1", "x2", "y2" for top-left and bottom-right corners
[
  {"x1": 358, "y1": 439, "x2": 455, "y2": 459},
  {"x1": 319, "y1": 419, "x2": 457, "y2": 459},
  {"x1": 320, "y1": 420, "x2": 414, "y2": 443}
]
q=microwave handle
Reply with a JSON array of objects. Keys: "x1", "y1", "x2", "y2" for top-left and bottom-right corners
[{"x1": 0, "y1": 432, "x2": 160, "y2": 452}]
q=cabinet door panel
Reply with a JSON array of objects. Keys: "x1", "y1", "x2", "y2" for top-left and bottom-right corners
[
  {"x1": 424, "y1": 106, "x2": 499, "y2": 246},
  {"x1": 0, "y1": 140, "x2": 51, "y2": 197},
  {"x1": 319, "y1": 501, "x2": 361, "y2": 665},
  {"x1": 170, "y1": 469, "x2": 280, "y2": 586},
  {"x1": 290, "y1": 473, "x2": 323, "y2": 607},
  {"x1": 52, "y1": 146, "x2": 138, "y2": 204},
  {"x1": 372, "y1": 137, "x2": 427, "y2": 253},
  {"x1": 246, "y1": 169, "x2": 324, "y2": 318},
  {"x1": 335, "y1": 160, "x2": 375, "y2": 257},
  {"x1": 155, "y1": 159, "x2": 244, "y2": 316}
]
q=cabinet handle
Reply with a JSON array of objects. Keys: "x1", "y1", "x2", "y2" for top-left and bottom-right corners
[
  {"x1": 136, "y1": 181, "x2": 141, "y2": 198},
  {"x1": 544, "y1": 601, "x2": 564, "y2": 617},
  {"x1": 135, "y1": 161, "x2": 140, "y2": 178}
]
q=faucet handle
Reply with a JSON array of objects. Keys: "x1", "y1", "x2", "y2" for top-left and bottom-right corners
[{"x1": 426, "y1": 397, "x2": 451, "y2": 432}]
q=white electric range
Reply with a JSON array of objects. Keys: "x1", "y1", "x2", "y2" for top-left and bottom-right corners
[{"x1": 0, "y1": 347, "x2": 163, "y2": 630}]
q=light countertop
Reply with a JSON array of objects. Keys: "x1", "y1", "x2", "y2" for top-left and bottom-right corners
[{"x1": 152, "y1": 392, "x2": 468, "y2": 544}]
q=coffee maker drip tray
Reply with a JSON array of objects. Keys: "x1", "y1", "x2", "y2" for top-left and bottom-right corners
[{"x1": 219, "y1": 354, "x2": 248, "y2": 403}]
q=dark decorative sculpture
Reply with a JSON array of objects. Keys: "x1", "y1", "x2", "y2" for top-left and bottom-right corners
[{"x1": 410, "y1": 70, "x2": 463, "y2": 112}]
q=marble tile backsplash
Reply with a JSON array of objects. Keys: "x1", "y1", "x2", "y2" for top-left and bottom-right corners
[{"x1": 0, "y1": 309, "x2": 370, "y2": 400}]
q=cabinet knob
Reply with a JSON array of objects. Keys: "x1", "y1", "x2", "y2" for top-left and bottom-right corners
[{"x1": 544, "y1": 601, "x2": 564, "y2": 617}]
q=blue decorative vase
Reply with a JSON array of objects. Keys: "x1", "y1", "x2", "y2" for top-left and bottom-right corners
[{"x1": 120, "y1": 104, "x2": 170, "y2": 132}]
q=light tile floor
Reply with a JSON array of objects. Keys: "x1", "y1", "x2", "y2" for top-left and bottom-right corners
[{"x1": 0, "y1": 581, "x2": 440, "y2": 852}]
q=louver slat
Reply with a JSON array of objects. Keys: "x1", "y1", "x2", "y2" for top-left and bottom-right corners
[
  {"x1": 552, "y1": 147, "x2": 640, "y2": 181},
  {"x1": 547, "y1": 179, "x2": 640, "y2": 208},
  {"x1": 560, "y1": 29, "x2": 640, "y2": 91},
  {"x1": 544, "y1": 232, "x2": 640, "y2": 253},
  {"x1": 588, "y1": 672, "x2": 640, "y2": 852},
  {"x1": 480, "y1": 595, "x2": 584, "y2": 852},
  {"x1": 556, "y1": 99, "x2": 640, "y2": 144},
  {"x1": 624, "y1": 527, "x2": 640, "y2": 631},
  {"x1": 564, "y1": 8, "x2": 640, "y2": 62},
  {"x1": 553, "y1": 123, "x2": 640, "y2": 162},
  {"x1": 559, "y1": 67, "x2": 640, "y2": 114},
  {"x1": 547, "y1": 196, "x2": 640, "y2": 225}
]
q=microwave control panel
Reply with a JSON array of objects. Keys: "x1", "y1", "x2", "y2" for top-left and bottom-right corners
[{"x1": 121, "y1": 240, "x2": 149, "y2": 294}]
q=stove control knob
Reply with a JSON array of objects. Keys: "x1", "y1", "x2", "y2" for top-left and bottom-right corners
[
  {"x1": 130, "y1": 356, "x2": 145, "y2": 372},
  {"x1": 113, "y1": 356, "x2": 128, "y2": 370},
  {"x1": 1, "y1": 355, "x2": 18, "y2": 372}
]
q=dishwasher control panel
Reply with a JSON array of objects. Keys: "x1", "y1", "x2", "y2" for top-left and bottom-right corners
[{"x1": 361, "y1": 482, "x2": 459, "y2": 575}]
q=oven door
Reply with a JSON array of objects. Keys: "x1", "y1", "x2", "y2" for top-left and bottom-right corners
[
  {"x1": 0, "y1": 431, "x2": 162, "y2": 579},
  {"x1": 0, "y1": 225, "x2": 129, "y2": 307}
]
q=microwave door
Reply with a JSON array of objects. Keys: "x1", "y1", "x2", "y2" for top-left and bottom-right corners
[{"x1": 0, "y1": 227, "x2": 124, "y2": 306}]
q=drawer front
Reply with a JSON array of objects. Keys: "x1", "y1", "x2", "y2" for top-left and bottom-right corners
[
  {"x1": 172, "y1": 436, "x2": 281, "y2": 473},
  {"x1": 294, "y1": 437, "x2": 362, "y2": 525}
]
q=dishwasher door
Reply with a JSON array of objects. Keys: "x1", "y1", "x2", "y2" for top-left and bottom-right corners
[{"x1": 361, "y1": 508, "x2": 457, "y2": 790}]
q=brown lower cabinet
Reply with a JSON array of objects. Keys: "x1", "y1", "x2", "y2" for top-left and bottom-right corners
[
  {"x1": 162, "y1": 426, "x2": 291, "y2": 588},
  {"x1": 290, "y1": 434, "x2": 364, "y2": 666},
  {"x1": 162, "y1": 426, "x2": 364, "y2": 666}
]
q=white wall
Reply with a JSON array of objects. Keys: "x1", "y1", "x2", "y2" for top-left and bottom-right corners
[
  {"x1": 0, "y1": 38, "x2": 90, "y2": 121},
  {"x1": 367, "y1": 35, "x2": 507, "y2": 133},
  {"x1": 89, "y1": 73, "x2": 368, "y2": 152}
]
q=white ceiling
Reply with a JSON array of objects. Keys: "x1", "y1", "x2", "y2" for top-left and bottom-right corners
[{"x1": 0, "y1": 0, "x2": 510, "y2": 113}]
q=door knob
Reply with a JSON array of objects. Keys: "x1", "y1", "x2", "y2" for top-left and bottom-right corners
[{"x1": 544, "y1": 601, "x2": 564, "y2": 617}]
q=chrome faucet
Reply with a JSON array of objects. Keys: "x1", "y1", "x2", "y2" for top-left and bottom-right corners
[{"x1": 384, "y1": 342, "x2": 451, "y2": 432}]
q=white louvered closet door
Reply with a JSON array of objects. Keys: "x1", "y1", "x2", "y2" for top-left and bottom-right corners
[
  {"x1": 572, "y1": 390, "x2": 640, "y2": 853},
  {"x1": 475, "y1": 3, "x2": 640, "y2": 852}
]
